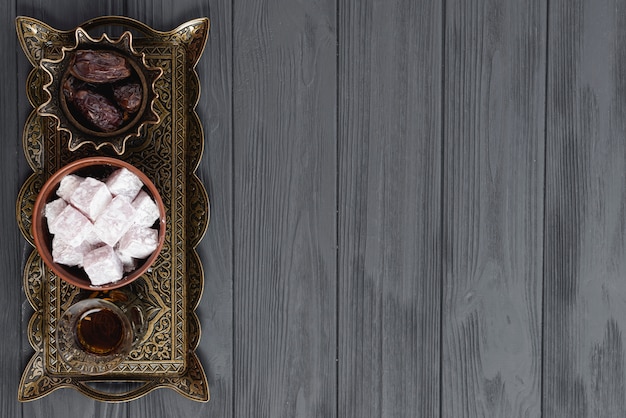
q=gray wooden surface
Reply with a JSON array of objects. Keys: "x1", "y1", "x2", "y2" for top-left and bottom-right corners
[
  {"x1": 338, "y1": 0, "x2": 441, "y2": 417},
  {"x1": 2, "y1": 0, "x2": 626, "y2": 417},
  {"x1": 442, "y1": 1, "x2": 545, "y2": 417},
  {"x1": 544, "y1": 0, "x2": 626, "y2": 417}
]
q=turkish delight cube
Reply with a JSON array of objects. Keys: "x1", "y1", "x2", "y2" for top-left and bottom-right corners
[
  {"x1": 106, "y1": 167, "x2": 144, "y2": 200},
  {"x1": 115, "y1": 247, "x2": 139, "y2": 273},
  {"x1": 83, "y1": 227, "x2": 105, "y2": 247},
  {"x1": 70, "y1": 177, "x2": 112, "y2": 221},
  {"x1": 51, "y1": 237, "x2": 93, "y2": 267},
  {"x1": 132, "y1": 190, "x2": 160, "y2": 227},
  {"x1": 45, "y1": 198, "x2": 67, "y2": 234},
  {"x1": 93, "y1": 195, "x2": 136, "y2": 246},
  {"x1": 49, "y1": 205, "x2": 93, "y2": 247},
  {"x1": 56, "y1": 174, "x2": 83, "y2": 201},
  {"x1": 83, "y1": 245, "x2": 123, "y2": 285},
  {"x1": 117, "y1": 226, "x2": 158, "y2": 259}
]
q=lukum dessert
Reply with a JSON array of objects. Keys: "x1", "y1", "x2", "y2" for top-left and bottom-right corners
[
  {"x1": 44, "y1": 167, "x2": 160, "y2": 286},
  {"x1": 63, "y1": 49, "x2": 143, "y2": 132}
]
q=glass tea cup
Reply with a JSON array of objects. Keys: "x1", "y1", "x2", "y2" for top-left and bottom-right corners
[{"x1": 56, "y1": 297, "x2": 145, "y2": 375}]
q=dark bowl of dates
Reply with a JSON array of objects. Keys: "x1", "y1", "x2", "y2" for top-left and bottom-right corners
[
  {"x1": 32, "y1": 157, "x2": 166, "y2": 290},
  {"x1": 61, "y1": 50, "x2": 149, "y2": 136},
  {"x1": 38, "y1": 28, "x2": 162, "y2": 155}
]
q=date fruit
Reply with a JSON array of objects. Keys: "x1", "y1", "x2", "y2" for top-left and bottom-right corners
[
  {"x1": 62, "y1": 75, "x2": 85, "y2": 102},
  {"x1": 113, "y1": 82, "x2": 142, "y2": 113},
  {"x1": 72, "y1": 90, "x2": 124, "y2": 132},
  {"x1": 71, "y1": 50, "x2": 131, "y2": 83}
]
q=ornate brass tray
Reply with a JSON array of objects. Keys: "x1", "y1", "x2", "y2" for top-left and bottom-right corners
[{"x1": 15, "y1": 16, "x2": 210, "y2": 402}]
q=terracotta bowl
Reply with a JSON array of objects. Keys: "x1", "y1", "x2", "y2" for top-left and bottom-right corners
[{"x1": 32, "y1": 157, "x2": 166, "y2": 290}]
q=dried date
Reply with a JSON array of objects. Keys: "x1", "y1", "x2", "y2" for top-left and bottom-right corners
[
  {"x1": 62, "y1": 76, "x2": 77, "y2": 102},
  {"x1": 72, "y1": 89, "x2": 123, "y2": 132},
  {"x1": 62, "y1": 75, "x2": 87, "y2": 102},
  {"x1": 71, "y1": 50, "x2": 131, "y2": 83},
  {"x1": 112, "y1": 82, "x2": 142, "y2": 113}
]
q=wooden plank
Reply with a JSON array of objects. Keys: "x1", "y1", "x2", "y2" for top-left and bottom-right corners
[
  {"x1": 1, "y1": 0, "x2": 24, "y2": 415},
  {"x1": 337, "y1": 0, "x2": 441, "y2": 417},
  {"x1": 441, "y1": 0, "x2": 546, "y2": 416},
  {"x1": 544, "y1": 1, "x2": 626, "y2": 416},
  {"x1": 232, "y1": 0, "x2": 337, "y2": 416},
  {"x1": 125, "y1": 1, "x2": 234, "y2": 417}
]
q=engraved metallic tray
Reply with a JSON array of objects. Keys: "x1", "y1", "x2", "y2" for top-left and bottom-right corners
[{"x1": 15, "y1": 16, "x2": 210, "y2": 402}]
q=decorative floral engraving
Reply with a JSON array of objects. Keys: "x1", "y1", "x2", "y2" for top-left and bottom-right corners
[{"x1": 15, "y1": 17, "x2": 74, "y2": 67}]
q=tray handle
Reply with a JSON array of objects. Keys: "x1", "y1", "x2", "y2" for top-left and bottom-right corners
[
  {"x1": 79, "y1": 16, "x2": 160, "y2": 37},
  {"x1": 74, "y1": 381, "x2": 160, "y2": 402}
]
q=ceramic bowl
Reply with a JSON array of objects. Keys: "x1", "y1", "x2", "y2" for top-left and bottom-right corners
[{"x1": 31, "y1": 156, "x2": 166, "y2": 290}]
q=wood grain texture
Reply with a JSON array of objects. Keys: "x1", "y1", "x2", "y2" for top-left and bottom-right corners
[
  {"x1": 233, "y1": 0, "x2": 337, "y2": 416},
  {"x1": 544, "y1": 1, "x2": 626, "y2": 416},
  {"x1": 441, "y1": 0, "x2": 546, "y2": 417},
  {"x1": 0, "y1": 0, "x2": 24, "y2": 416},
  {"x1": 188, "y1": 0, "x2": 234, "y2": 416},
  {"x1": 337, "y1": 1, "x2": 442, "y2": 417},
  {"x1": 124, "y1": 1, "x2": 234, "y2": 417},
  {"x1": 6, "y1": 0, "x2": 626, "y2": 416}
]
